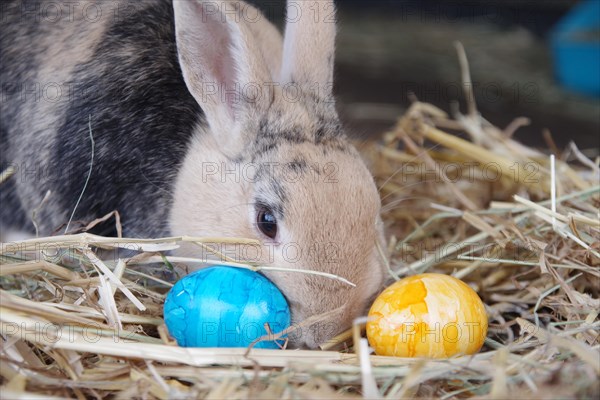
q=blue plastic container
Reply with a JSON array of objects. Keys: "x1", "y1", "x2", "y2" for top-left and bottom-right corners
[
  {"x1": 550, "y1": 1, "x2": 600, "y2": 97},
  {"x1": 164, "y1": 266, "x2": 291, "y2": 348}
]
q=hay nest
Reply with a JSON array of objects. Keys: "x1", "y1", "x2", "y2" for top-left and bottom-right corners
[{"x1": 1, "y1": 54, "x2": 599, "y2": 399}]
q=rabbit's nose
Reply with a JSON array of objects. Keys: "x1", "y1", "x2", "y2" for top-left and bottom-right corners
[{"x1": 286, "y1": 319, "x2": 346, "y2": 349}]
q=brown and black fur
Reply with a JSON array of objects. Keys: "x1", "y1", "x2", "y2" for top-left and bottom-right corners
[
  {"x1": 1, "y1": 0, "x2": 388, "y2": 349},
  {"x1": 1, "y1": 0, "x2": 202, "y2": 236}
]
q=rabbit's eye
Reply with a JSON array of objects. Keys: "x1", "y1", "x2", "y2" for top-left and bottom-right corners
[{"x1": 257, "y1": 207, "x2": 277, "y2": 239}]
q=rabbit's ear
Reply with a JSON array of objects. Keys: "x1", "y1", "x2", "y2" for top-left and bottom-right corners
[
  {"x1": 173, "y1": 0, "x2": 272, "y2": 133},
  {"x1": 243, "y1": 3, "x2": 283, "y2": 82},
  {"x1": 280, "y1": 0, "x2": 336, "y2": 101}
]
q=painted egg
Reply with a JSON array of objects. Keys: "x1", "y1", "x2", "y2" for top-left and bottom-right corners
[
  {"x1": 366, "y1": 273, "x2": 488, "y2": 358},
  {"x1": 163, "y1": 266, "x2": 290, "y2": 348}
]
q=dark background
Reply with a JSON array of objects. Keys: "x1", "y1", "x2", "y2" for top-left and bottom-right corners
[{"x1": 253, "y1": 0, "x2": 600, "y2": 153}]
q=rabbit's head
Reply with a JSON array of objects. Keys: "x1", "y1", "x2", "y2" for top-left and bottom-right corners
[{"x1": 170, "y1": 0, "x2": 387, "y2": 348}]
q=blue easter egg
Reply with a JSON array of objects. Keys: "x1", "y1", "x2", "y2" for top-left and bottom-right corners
[{"x1": 163, "y1": 266, "x2": 290, "y2": 348}]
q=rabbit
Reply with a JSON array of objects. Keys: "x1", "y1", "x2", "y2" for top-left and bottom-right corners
[{"x1": 0, "y1": 0, "x2": 388, "y2": 349}]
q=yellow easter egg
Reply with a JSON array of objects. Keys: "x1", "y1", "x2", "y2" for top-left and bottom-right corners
[{"x1": 366, "y1": 273, "x2": 488, "y2": 358}]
